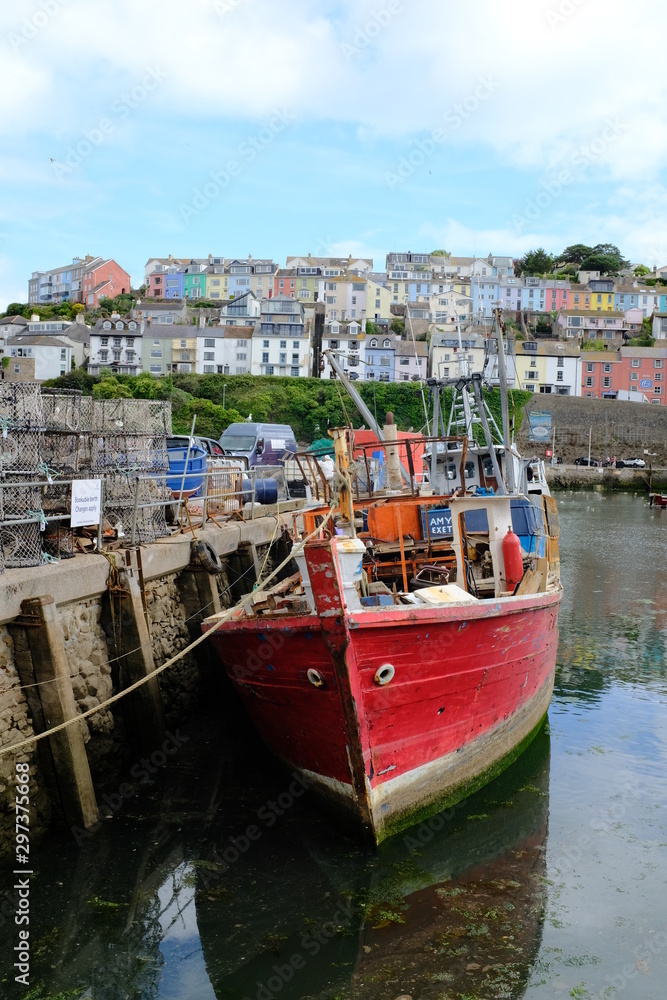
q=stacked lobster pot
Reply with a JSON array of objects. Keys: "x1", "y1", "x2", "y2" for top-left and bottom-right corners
[
  {"x1": 91, "y1": 398, "x2": 173, "y2": 544},
  {"x1": 40, "y1": 389, "x2": 95, "y2": 558},
  {"x1": 0, "y1": 382, "x2": 46, "y2": 568}
]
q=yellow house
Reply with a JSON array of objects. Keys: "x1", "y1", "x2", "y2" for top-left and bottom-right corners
[
  {"x1": 367, "y1": 277, "x2": 392, "y2": 321},
  {"x1": 515, "y1": 343, "x2": 548, "y2": 392},
  {"x1": 569, "y1": 283, "x2": 614, "y2": 312},
  {"x1": 205, "y1": 266, "x2": 229, "y2": 301},
  {"x1": 170, "y1": 330, "x2": 198, "y2": 373}
]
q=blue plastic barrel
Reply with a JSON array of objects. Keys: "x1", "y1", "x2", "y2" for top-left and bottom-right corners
[
  {"x1": 241, "y1": 477, "x2": 278, "y2": 505},
  {"x1": 166, "y1": 445, "x2": 207, "y2": 497}
]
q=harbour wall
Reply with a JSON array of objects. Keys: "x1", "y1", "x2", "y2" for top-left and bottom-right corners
[
  {"x1": 0, "y1": 516, "x2": 288, "y2": 856},
  {"x1": 516, "y1": 395, "x2": 667, "y2": 466}
]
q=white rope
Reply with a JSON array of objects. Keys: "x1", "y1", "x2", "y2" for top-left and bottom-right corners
[{"x1": 0, "y1": 508, "x2": 335, "y2": 759}]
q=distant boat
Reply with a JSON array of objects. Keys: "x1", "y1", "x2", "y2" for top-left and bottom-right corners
[{"x1": 650, "y1": 493, "x2": 667, "y2": 509}]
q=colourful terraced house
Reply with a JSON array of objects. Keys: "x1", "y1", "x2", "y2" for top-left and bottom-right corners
[{"x1": 183, "y1": 264, "x2": 208, "y2": 300}]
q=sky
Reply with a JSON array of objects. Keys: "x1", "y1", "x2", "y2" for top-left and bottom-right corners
[{"x1": 3, "y1": 0, "x2": 667, "y2": 309}]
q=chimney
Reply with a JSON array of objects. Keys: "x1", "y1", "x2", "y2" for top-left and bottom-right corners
[
  {"x1": 75, "y1": 312, "x2": 85, "y2": 325},
  {"x1": 140, "y1": 319, "x2": 145, "y2": 334},
  {"x1": 199, "y1": 313, "x2": 206, "y2": 329},
  {"x1": 307, "y1": 253, "x2": 312, "y2": 262},
  {"x1": 169, "y1": 254, "x2": 173, "y2": 262},
  {"x1": 248, "y1": 254, "x2": 253, "y2": 261},
  {"x1": 208, "y1": 253, "x2": 212, "y2": 263},
  {"x1": 31, "y1": 313, "x2": 39, "y2": 322}
]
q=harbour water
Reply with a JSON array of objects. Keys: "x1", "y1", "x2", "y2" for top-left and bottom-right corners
[{"x1": 1, "y1": 490, "x2": 666, "y2": 999}]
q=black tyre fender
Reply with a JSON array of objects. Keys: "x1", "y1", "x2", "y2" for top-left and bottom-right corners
[{"x1": 191, "y1": 539, "x2": 224, "y2": 574}]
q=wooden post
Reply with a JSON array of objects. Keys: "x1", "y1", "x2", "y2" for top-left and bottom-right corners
[
  {"x1": 115, "y1": 563, "x2": 167, "y2": 755},
  {"x1": 16, "y1": 596, "x2": 99, "y2": 831},
  {"x1": 179, "y1": 565, "x2": 222, "y2": 643}
]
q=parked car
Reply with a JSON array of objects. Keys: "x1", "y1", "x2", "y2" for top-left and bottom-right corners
[
  {"x1": 616, "y1": 457, "x2": 646, "y2": 468},
  {"x1": 574, "y1": 456, "x2": 602, "y2": 467},
  {"x1": 218, "y1": 422, "x2": 297, "y2": 468}
]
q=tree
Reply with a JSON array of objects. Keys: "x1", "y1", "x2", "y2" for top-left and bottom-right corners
[
  {"x1": 556, "y1": 244, "x2": 592, "y2": 267},
  {"x1": 390, "y1": 318, "x2": 405, "y2": 335},
  {"x1": 2, "y1": 302, "x2": 27, "y2": 318},
  {"x1": 634, "y1": 264, "x2": 651, "y2": 277},
  {"x1": 517, "y1": 249, "x2": 554, "y2": 276},
  {"x1": 71, "y1": 302, "x2": 85, "y2": 315},
  {"x1": 92, "y1": 375, "x2": 133, "y2": 399},
  {"x1": 430, "y1": 249, "x2": 450, "y2": 257}
]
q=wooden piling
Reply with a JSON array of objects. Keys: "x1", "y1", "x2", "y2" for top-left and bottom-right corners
[
  {"x1": 114, "y1": 561, "x2": 167, "y2": 755},
  {"x1": 15, "y1": 596, "x2": 99, "y2": 831}
]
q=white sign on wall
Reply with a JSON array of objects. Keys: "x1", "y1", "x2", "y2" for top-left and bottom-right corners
[{"x1": 70, "y1": 479, "x2": 102, "y2": 527}]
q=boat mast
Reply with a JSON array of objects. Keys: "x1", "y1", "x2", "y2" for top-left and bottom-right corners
[
  {"x1": 324, "y1": 349, "x2": 411, "y2": 485},
  {"x1": 494, "y1": 308, "x2": 515, "y2": 493}
]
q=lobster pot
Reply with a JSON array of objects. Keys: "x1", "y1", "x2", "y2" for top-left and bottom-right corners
[
  {"x1": 0, "y1": 427, "x2": 40, "y2": 473},
  {"x1": 41, "y1": 389, "x2": 84, "y2": 432},
  {"x1": 104, "y1": 477, "x2": 170, "y2": 544},
  {"x1": 42, "y1": 478, "x2": 73, "y2": 519},
  {"x1": 0, "y1": 475, "x2": 42, "y2": 521},
  {"x1": 42, "y1": 524, "x2": 74, "y2": 560},
  {"x1": 0, "y1": 521, "x2": 42, "y2": 568},
  {"x1": 104, "y1": 472, "x2": 135, "y2": 503},
  {"x1": 41, "y1": 432, "x2": 97, "y2": 478},
  {"x1": 121, "y1": 435, "x2": 169, "y2": 473},
  {"x1": 92, "y1": 398, "x2": 172, "y2": 436},
  {"x1": 0, "y1": 382, "x2": 44, "y2": 428}
]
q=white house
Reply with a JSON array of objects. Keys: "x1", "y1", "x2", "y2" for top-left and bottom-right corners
[
  {"x1": 251, "y1": 296, "x2": 310, "y2": 376},
  {"x1": 196, "y1": 326, "x2": 254, "y2": 375},
  {"x1": 320, "y1": 321, "x2": 364, "y2": 380},
  {"x1": 88, "y1": 316, "x2": 143, "y2": 375},
  {"x1": 7, "y1": 335, "x2": 72, "y2": 380}
]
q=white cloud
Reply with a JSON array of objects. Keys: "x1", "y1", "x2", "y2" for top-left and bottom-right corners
[{"x1": 4, "y1": 0, "x2": 667, "y2": 183}]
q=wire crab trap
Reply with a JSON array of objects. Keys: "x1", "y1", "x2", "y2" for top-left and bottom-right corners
[
  {"x1": 104, "y1": 476, "x2": 171, "y2": 544},
  {"x1": 41, "y1": 432, "x2": 97, "y2": 478},
  {"x1": 40, "y1": 389, "x2": 85, "y2": 432},
  {"x1": 92, "y1": 398, "x2": 172, "y2": 436},
  {"x1": 0, "y1": 382, "x2": 44, "y2": 428},
  {"x1": 0, "y1": 522, "x2": 42, "y2": 568}
]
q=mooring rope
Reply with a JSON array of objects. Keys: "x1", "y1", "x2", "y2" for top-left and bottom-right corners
[{"x1": 0, "y1": 508, "x2": 335, "y2": 759}]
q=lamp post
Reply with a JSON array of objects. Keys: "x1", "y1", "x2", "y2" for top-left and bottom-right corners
[{"x1": 222, "y1": 383, "x2": 226, "y2": 409}]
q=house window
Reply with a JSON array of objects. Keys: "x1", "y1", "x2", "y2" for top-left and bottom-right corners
[
  {"x1": 262, "y1": 352, "x2": 269, "y2": 363},
  {"x1": 204, "y1": 338, "x2": 215, "y2": 347},
  {"x1": 602, "y1": 376, "x2": 611, "y2": 387},
  {"x1": 557, "y1": 371, "x2": 564, "y2": 381},
  {"x1": 655, "y1": 360, "x2": 663, "y2": 368},
  {"x1": 103, "y1": 321, "x2": 111, "y2": 330},
  {"x1": 399, "y1": 358, "x2": 410, "y2": 366},
  {"x1": 204, "y1": 352, "x2": 214, "y2": 361},
  {"x1": 263, "y1": 340, "x2": 269, "y2": 348},
  {"x1": 631, "y1": 359, "x2": 640, "y2": 368},
  {"x1": 291, "y1": 366, "x2": 299, "y2": 377},
  {"x1": 293, "y1": 341, "x2": 299, "y2": 349},
  {"x1": 380, "y1": 355, "x2": 391, "y2": 366},
  {"x1": 265, "y1": 365, "x2": 274, "y2": 375},
  {"x1": 370, "y1": 339, "x2": 378, "y2": 348},
  {"x1": 655, "y1": 372, "x2": 663, "y2": 381},
  {"x1": 530, "y1": 358, "x2": 537, "y2": 367},
  {"x1": 630, "y1": 372, "x2": 638, "y2": 380},
  {"x1": 279, "y1": 353, "x2": 287, "y2": 364},
  {"x1": 292, "y1": 353, "x2": 299, "y2": 364},
  {"x1": 654, "y1": 386, "x2": 662, "y2": 395},
  {"x1": 150, "y1": 350, "x2": 162, "y2": 358},
  {"x1": 585, "y1": 363, "x2": 594, "y2": 373},
  {"x1": 603, "y1": 363, "x2": 611, "y2": 373},
  {"x1": 203, "y1": 365, "x2": 215, "y2": 373},
  {"x1": 236, "y1": 352, "x2": 246, "y2": 360},
  {"x1": 367, "y1": 355, "x2": 375, "y2": 365},
  {"x1": 585, "y1": 376, "x2": 593, "y2": 387},
  {"x1": 280, "y1": 340, "x2": 287, "y2": 349}
]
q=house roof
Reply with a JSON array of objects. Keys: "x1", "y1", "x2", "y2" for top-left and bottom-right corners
[
  {"x1": 8, "y1": 334, "x2": 69, "y2": 348},
  {"x1": 515, "y1": 342, "x2": 580, "y2": 357},
  {"x1": 0, "y1": 315, "x2": 28, "y2": 327},
  {"x1": 620, "y1": 346, "x2": 667, "y2": 358},
  {"x1": 559, "y1": 309, "x2": 625, "y2": 318},
  {"x1": 395, "y1": 340, "x2": 427, "y2": 357},
  {"x1": 580, "y1": 351, "x2": 620, "y2": 362}
]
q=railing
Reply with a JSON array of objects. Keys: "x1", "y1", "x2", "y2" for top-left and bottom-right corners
[{"x1": 0, "y1": 464, "x2": 294, "y2": 568}]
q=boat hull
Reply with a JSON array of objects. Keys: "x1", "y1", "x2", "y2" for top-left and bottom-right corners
[{"x1": 203, "y1": 582, "x2": 560, "y2": 844}]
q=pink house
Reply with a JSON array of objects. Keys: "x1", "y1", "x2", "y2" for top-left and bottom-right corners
[{"x1": 82, "y1": 259, "x2": 131, "y2": 307}]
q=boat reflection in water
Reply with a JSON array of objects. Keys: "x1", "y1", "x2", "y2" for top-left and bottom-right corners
[{"x1": 196, "y1": 725, "x2": 550, "y2": 1000}]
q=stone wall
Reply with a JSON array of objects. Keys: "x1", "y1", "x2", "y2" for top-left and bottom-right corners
[
  {"x1": 516, "y1": 395, "x2": 667, "y2": 465},
  {"x1": 145, "y1": 573, "x2": 201, "y2": 726},
  {"x1": 0, "y1": 627, "x2": 50, "y2": 850}
]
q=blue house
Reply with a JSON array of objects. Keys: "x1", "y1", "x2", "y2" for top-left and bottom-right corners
[{"x1": 365, "y1": 333, "x2": 395, "y2": 381}]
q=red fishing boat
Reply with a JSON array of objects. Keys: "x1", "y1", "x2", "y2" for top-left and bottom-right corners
[
  {"x1": 203, "y1": 436, "x2": 561, "y2": 843},
  {"x1": 203, "y1": 316, "x2": 562, "y2": 843},
  {"x1": 650, "y1": 493, "x2": 667, "y2": 509}
]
